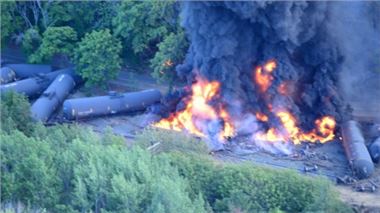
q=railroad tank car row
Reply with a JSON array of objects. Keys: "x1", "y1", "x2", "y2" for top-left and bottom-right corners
[
  {"x1": 62, "y1": 89, "x2": 161, "y2": 120},
  {"x1": 1, "y1": 63, "x2": 162, "y2": 123},
  {"x1": 1, "y1": 63, "x2": 378, "y2": 180},
  {"x1": 0, "y1": 64, "x2": 52, "y2": 83}
]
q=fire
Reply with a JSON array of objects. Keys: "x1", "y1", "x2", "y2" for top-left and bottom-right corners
[
  {"x1": 254, "y1": 60, "x2": 276, "y2": 92},
  {"x1": 264, "y1": 60, "x2": 276, "y2": 72},
  {"x1": 154, "y1": 58, "x2": 337, "y2": 147},
  {"x1": 256, "y1": 112, "x2": 269, "y2": 122},
  {"x1": 257, "y1": 111, "x2": 336, "y2": 145},
  {"x1": 154, "y1": 78, "x2": 234, "y2": 141},
  {"x1": 163, "y1": 59, "x2": 173, "y2": 67},
  {"x1": 253, "y1": 59, "x2": 336, "y2": 145}
]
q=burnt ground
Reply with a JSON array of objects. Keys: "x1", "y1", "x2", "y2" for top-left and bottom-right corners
[{"x1": 2, "y1": 47, "x2": 380, "y2": 210}]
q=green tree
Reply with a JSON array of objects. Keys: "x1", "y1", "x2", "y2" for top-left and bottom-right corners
[
  {"x1": 113, "y1": 1, "x2": 179, "y2": 56},
  {"x1": 29, "y1": 26, "x2": 77, "y2": 63},
  {"x1": 150, "y1": 30, "x2": 188, "y2": 84},
  {"x1": 0, "y1": 125, "x2": 351, "y2": 213},
  {"x1": 47, "y1": 1, "x2": 118, "y2": 36},
  {"x1": 74, "y1": 29, "x2": 122, "y2": 88},
  {"x1": 1, "y1": 131, "x2": 58, "y2": 207},
  {"x1": 0, "y1": 91, "x2": 34, "y2": 135},
  {"x1": 21, "y1": 28, "x2": 42, "y2": 55},
  {"x1": 1, "y1": 2, "x2": 15, "y2": 45}
]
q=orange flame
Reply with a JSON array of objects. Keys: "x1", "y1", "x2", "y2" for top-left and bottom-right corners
[
  {"x1": 264, "y1": 60, "x2": 276, "y2": 72},
  {"x1": 257, "y1": 111, "x2": 336, "y2": 144},
  {"x1": 254, "y1": 60, "x2": 276, "y2": 92},
  {"x1": 163, "y1": 59, "x2": 174, "y2": 67},
  {"x1": 154, "y1": 78, "x2": 234, "y2": 141},
  {"x1": 256, "y1": 112, "x2": 269, "y2": 122},
  {"x1": 155, "y1": 58, "x2": 337, "y2": 146}
]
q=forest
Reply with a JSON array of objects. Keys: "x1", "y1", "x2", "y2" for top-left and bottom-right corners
[
  {"x1": 1, "y1": 1, "x2": 187, "y2": 87},
  {"x1": 0, "y1": 1, "x2": 370, "y2": 213}
]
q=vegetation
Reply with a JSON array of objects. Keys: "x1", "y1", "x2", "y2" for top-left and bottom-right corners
[
  {"x1": 21, "y1": 28, "x2": 41, "y2": 55},
  {"x1": 29, "y1": 26, "x2": 77, "y2": 63},
  {"x1": 150, "y1": 30, "x2": 189, "y2": 84},
  {"x1": 0, "y1": 1, "x2": 20, "y2": 45},
  {"x1": 113, "y1": 1, "x2": 180, "y2": 56},
  {"x1": 74, "y1": 29, "x2": 122, "y2": 88},
  {"x1": 0, "y1": 94, "x2": 351, "y2": 213},
  {"x1": 1, "y1": 1, "x2": 188, "y2": 85},
  {"x1": 0, "y1": 91, "x2": 34, "y2": 136}
]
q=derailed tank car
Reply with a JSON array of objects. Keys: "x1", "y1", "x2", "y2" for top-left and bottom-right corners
[
  {"x1": 369, "y1": 137, "x2": 380, "y2": 163},
  {"x1": 0, "y1": 67, "x2": 16, "y2": 84},
  {"x1": 31, "y1": 74, "x2": 76, "y2": 122},
  {"x1": 0, "y1": 68, "x2": 79, "y2": 98},
  {"x1": 341, "y1": 120, "x2": 375, "y2": 179},
  {"x1": 63, "y1": 89, "x2": 161, "y2": 120},
  {"x1": 5, "y1": 64, "x2": 52, "y2": 79}
]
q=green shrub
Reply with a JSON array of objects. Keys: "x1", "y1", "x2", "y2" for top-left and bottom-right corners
[
  {"x1": 0, "y1": 1, "x2": 23, "y2": 46},
  {"x1": 0, "y1": 91, "x2": 34, "y2": 135},
  {"x1": 0, "y1": 96, "x2": 350, "y2": 213},
  {"x1": 167, "y1": 153, "x2": 351, "y2": 213},
  {"x1": 113, "y1": 1, "x2": 179, "y2": 55},
  {"x1": 150, "y1": 30, "x2": 189, "y2": 84},
  {"x1": 29, "y1": 26, "x2": 77, "y2": 63},
  {"x1": 21, "y1": 28, "x2": 42, "y2": 55},
  {"x1": 1, "y1": 126, "x2": 208, "y2": 213},
  {"x1": 1, "y1": 131, "x2": 58, "y2": 208},
  {"x1": 74, "y1": 29, "x2": 122, "y2": 88}
]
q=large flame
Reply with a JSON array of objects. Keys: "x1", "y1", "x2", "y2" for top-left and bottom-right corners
[
  {"x1": 154, "y1": 78, "x2": 234, "y2": 141},
  {"x1": 154, "y1": 59, "x2": 336, "y2": 147},
  {"x1": 254, "y1": 60, "x2": 336, "y2": 144},
  {"x1": 254, "y1": 60, "x2": 276, "y2": 92},
  {"x1": 256, "y1": 111, "x2": 336, "y2": 144}
]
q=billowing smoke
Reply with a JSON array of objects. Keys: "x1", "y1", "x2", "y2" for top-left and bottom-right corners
[
  {"x1": 327, "y1": 2, "x2": 380, "y2": 121},
  {"x1": 176, "y1": 1, "x2": 379, "y2": 127},
  {"x1": 154, "y1": 2, "x2": 380, "y2": 151}
]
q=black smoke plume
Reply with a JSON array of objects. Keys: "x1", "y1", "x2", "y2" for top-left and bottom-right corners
[{"x1": 173, "y1": 1, "x2": 380, "y2": 132}]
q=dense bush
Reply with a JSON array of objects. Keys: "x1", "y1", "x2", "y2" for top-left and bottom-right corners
[
  {"x1": 113, "y1": 1, "x2": 179, "y2": 56},
  {"x1": 74, "y1": 29, "x2": 122, "y2": 88},
  {"x1": 21, "y1": 28, "x2": 42, "y2": 55},
  {"x1": 29, "y1": 26, "x2": 78, "y2": 63},
  {"x1": 0, "y1": 125, "x2": 352, "y2": 213},
  {"x1": 0, "y1": 2, "x2": 18, "y2": 45},
  {"x1": 1, "y1": 126, "x2": 208, "y2": 213},
  {"x1": 150, "y1": 30, "x2": 189, "y2": 84},
  {"x1": 113, "y1": 0, "x2": 188, "y2": 82},
  {"x1": 2, "y1": 1, "x2": 188, "y2": 86},
  {"x1": 0, "y1": 91, "x2": 34, "y2": 136},
  {"x1": 170, "y1": 153, "x2": 351, "y2": 212}
]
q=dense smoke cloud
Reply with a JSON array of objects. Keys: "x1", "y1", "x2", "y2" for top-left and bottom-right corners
[
  {"x1": 328, "y1": 2, "x2": 380, "y2": 121},
  {"x1": 176, "y1": 1, "x2": 380, "y2": 130}
]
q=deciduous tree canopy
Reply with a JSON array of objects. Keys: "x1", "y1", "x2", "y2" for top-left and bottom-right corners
[{"x1": 74, "y1": 29, "x2": 122, "y2": 88}]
